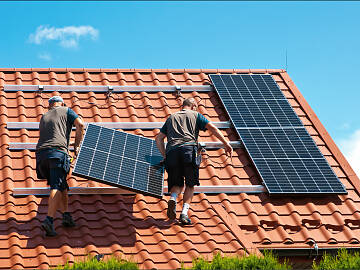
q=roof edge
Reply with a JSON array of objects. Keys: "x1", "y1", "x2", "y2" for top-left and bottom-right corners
[{"x1": 280, "y1": 72, "x2": 360, "y2": 195}]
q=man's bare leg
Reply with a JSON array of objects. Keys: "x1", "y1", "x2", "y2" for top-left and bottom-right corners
[
  {"x1": 59, "y1": 190, "x2": 76, "y2": 227},
  {"x1": 167, "y1": 186, "x2": 183, "y2": 219},
  {"x1": 183, "y1": 186, "x2": 194, "y2": 205},
  {"x1": 42, "y1": 189, "x2": 62, "y2": 236},
  {"x1": 59, "y1": 190, "x2": 68, "y2": 213},
  {"x1": 170, "y1": 186, "x2": 183, "y2": 197},
  {"x1": 180, "y1": 186, "x2": 194, "y2": 225},
  {"x1": 48, "y1": 189, "x2": 62, "y2": 218}
]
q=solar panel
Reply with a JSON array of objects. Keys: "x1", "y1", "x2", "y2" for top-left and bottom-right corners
[
  {"x1": 238, "y1": 128, "x2": 324, "y2": 160},
  {"x1": 210, "y1": 74, "x2": 303, "y2": 128},
  {"x1": 239, "y1": 128, "x2": 346, "y2": 194},
  {"x1": 210, "y1": 74, "x2": 347, "y2": 195},
  {"x1": 73, "y1": 124, "x2": 164, "y2": 198}
]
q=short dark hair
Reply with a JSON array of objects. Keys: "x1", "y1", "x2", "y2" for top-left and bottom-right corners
[{"x1": 182, "y1": 98, "x2": 196, "y2": 107}]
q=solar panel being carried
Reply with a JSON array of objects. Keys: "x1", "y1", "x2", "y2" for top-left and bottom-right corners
[
  {"x1": 73, "y1": 124, "x2": 164, "y2": 198},
  {"x1": 210, "y1": 74, "x2": 347, "y2": 195}
]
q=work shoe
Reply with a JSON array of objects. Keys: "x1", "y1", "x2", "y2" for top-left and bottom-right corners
[
  {"x1": 62, "y1": 212, "x2": 76, "y2": 227},
  {"x1": 167, "y1": 199, "x2": 176, "y2": 220},
  {"x1": 179, "y1": 214, "x2": 192, "y2": 225},
  {"x1": 42, "y1": 218, "x2": 57, "y2": 237}
]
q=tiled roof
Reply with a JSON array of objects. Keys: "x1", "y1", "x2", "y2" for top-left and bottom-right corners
[{"x1": 0, "y1": 68, "x2": 359, "y2": 269}]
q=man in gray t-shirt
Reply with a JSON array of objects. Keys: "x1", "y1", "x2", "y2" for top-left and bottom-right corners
[
  {"x1": 36, "y1": 96, "x2": 84, "y2": 236},
  {"x1": 156, "y1": 98, "x2": 233, "y2": 225}
]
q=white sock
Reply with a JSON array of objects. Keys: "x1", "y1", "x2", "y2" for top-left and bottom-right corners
[
  {"x1": 170, "y1": 192, "x2": 177, "y2": 201},
  {"x1": 181, "y1": 203, "x2": 190, "y2": 216}
]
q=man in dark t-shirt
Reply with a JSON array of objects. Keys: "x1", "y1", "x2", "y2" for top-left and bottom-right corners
[
  {"x1": 156, "y1": 98, "x2": 233, "y2": 225},
  {"x1": 36, "y1": 96, "x2": 84, "y2": 236}
]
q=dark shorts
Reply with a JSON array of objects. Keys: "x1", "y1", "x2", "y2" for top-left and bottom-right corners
[
  {"x1": 165, "y1": 145, "x2": 201, "y2": 192},
  {"x1": 36, "y1": 149, "x2": 71, "y2": 192}
]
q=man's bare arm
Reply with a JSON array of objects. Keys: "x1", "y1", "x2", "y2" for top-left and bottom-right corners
[
  {"x1": 205, "y1": 122, "x2": 233, "y2": 158},
  {"x1": 73, "y1": 117, "x2": 85, "y2": 157},
  {"x1": 155, "y1": 132, "x2": 167, "y2": 159}
]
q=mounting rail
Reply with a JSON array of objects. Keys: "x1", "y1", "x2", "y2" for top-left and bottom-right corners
[
  {"x1": 6, "y1": 121, "x2": 232, "y2": 130},
  {"x1": 13, "y1": 185, "x2": 265, "y2": 196},
  {"x1": 4, "y1": 85, "x2": 213, "y2": 93},
  {"x1": 9, "y1": 141, "x2": 243, "y2": 150}
]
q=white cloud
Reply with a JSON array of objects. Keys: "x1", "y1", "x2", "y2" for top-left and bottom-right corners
[
  {"x1": 38, "y1": 52, "x2": 52, "y2": 61},
  {"x1": 338, "y1": 129, "x2": 360, "y2": 177},
  {"x1": 29, "y1": 25, "x2": 99, "y2": 48}
]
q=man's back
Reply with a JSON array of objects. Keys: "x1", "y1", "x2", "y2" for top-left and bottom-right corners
[
  {"x1": 36, "y1": 106, "x2": 77, "y2": 153},
  {"x1": 161, "y1": 109, "x2": 208, "y2": 152}
]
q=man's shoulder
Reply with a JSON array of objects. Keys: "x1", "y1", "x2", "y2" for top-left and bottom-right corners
[
  {"x1": 42, "y1": 106, "x2": 64, "y2": 116},
  {"x1": 49, "y1": 106, "x2": 68, "y2": 114},
  {"x1": 168, "y1": 110, "x2": 185, "y2": 118},
  {"x1": 176, "y1": 109, "x2": 198, "y2": 116},
  {"x1": 60, "y1": 106, "x2": 70, "y2": 113}
]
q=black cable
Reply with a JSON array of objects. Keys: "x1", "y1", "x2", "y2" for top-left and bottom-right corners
[{"x1": 201, "y1": 150, "x2": 230, "y2": 169}]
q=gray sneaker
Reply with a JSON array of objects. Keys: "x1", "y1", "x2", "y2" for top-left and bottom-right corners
[
  {"x1": 42, "y1": 218, "x2": 57, "y2": 237},
  {"x1": 167, "y1": 199, "x2": 176, "y2": 220}
]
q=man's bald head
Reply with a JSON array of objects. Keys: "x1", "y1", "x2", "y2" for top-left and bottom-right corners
[{"x1": 182, "y1": 98, "x2": 197, "y2": 111}]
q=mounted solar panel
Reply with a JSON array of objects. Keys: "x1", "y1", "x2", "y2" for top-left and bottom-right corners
[
  {"x1": 210, "y1": 74, "x2": 303, "y2": 128},
  {"x1": 73, "y1": 124, "x2": 164, "y2": 198},
  {"x1": 239, "y1": 128, "x2": 345, "y2": 194},
  {"x1": 210, "y1": 74, "x2": 347, "y2": 195}
]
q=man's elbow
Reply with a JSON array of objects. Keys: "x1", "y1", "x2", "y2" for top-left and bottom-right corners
[
  {"x1": 75, "y1": 119, "x2": 85, "y2": 130},
  {"x1": 156, "y1": 132, "x2": 165, "y2": 143},
  {"x1": 155, "y1": 134, "x2": 162, "y2": 143},
  {"x1": 206, "y1": 122, "x2": 217, "y2": 133}
]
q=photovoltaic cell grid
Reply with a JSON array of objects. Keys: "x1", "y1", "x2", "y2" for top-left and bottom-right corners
[
  {"x1": 210, "y1": 74, "x2": 347, "y2": 195},
  {"x1": 210, "y1": 74, "x2": 303, "y2": 128},
  {"x1": 239, "y1": 128, "x2": 345, "y2": 193},
  {"x1": 73, "y1": 124, "x2": 164, "y2": 198}
]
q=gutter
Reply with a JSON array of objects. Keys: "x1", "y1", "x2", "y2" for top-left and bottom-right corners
[{"x1": 259, "y1": 246, "x2": 360, "y2": 258}]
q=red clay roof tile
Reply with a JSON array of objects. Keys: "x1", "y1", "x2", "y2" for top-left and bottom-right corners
[{"x1": 0, "y1": 68, "x2": 359, "y2": 269}]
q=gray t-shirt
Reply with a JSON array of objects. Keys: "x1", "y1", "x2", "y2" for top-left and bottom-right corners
[
  {"x1": 36, "y1": 106, "x2": 79, "y2": 153},
  {"x1": 160, "y1": 109, "x2": 209, "y2": 153}
]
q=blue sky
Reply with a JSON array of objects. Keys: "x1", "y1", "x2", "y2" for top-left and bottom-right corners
[{"x1": 2, "y1": 1, "x2": 360, "y2": 173}]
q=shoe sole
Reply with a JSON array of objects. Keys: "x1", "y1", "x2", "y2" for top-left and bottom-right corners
[
  {"x1": 180, "y1": 220, "x2": 192, "y2": 226},
  {"x1": 41, "y1": 223, "x2": 57, "y2": 237},
  {"x1": 180, "y1": 215, "x2": 192, "y2": 225},
  {"x1": 62, "y1": 222, "x2": 76, "y2": 227},
  {"x1": 167, "y1": 200, "x2": 176, "y2": 220},
  {"x1": 62, "y1": 217, "x2": 76, "y2": 227}
]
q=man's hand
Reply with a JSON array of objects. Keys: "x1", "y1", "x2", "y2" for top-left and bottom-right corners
[
  {"x1": 155, "y1": 132, "x2": 167, "y2": 159},
  {"x1": 206, "y1": 122, "x2": 233, "y2": 162},
  {"x1": 73, "y1": 117, "x2": 85, "y2": 158},
  {"x1": 70, "y1": 141, "x2": 80, "y2": 158},
  {"x1": 159, "y1": 158, "x2": 166, "y2": 167},
  {"x1": 74, "y1": 146, "x2": 80, "y2": 158},
  {"x1": 224, "y1": 142, "x2": 233, "y2": 163}
]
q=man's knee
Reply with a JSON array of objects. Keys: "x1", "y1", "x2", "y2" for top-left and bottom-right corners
[
  {"x1": 49, "y1": 188, "x2": 60, "y2": 193},
  {"x1": 170, "y1": 185, "x2": 183, "y2": 194}
]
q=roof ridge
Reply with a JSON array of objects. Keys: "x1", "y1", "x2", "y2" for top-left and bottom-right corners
[{"x1": 0, "y1": 68, "x2": 286, "y2": 73}]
